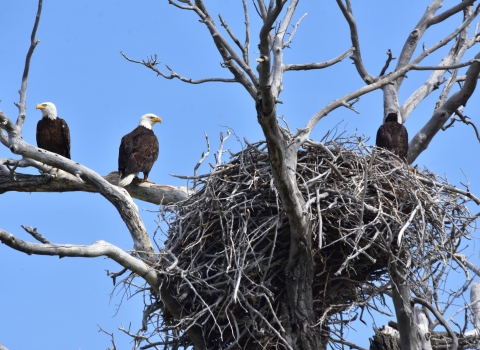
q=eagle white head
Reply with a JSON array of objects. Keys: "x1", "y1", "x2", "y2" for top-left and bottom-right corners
[
  {"x1": 139, "y1": 113, "x2": 162, "y2": 130},
  {"x1": 36, "y1": 102, "x2": 58, "y2": 120}
]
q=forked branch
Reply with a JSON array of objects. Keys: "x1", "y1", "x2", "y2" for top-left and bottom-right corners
[{"x1": 120, "y1": 52, "x2": 237, "y2": 84}]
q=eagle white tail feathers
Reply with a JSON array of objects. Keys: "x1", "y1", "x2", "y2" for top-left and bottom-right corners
[{"x1": 118, "y1": 173, "x2": 137, "y2": 187}]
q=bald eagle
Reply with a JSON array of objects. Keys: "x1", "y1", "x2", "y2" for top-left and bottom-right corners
[
  {"x1": 36, "y1": 102, "x2": 71, "y2": 159},
  {"x1": 118, "y1": 114, "x2": 162, "y2": 187},
  {"x1": 376, "y1": 112, "x2": 408, "y2": 160}
]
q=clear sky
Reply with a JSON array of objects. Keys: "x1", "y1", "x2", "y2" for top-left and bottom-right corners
[{"x1": 1, "y1": 1, "x2": 479, "y2": 349}]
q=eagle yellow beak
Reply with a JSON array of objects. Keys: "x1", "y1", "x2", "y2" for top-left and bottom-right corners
[
  {"x1": 36, "y1": 104, "x2": 45, "y2": 110},
  {"x1": 154, "y1": 116, "x2": 162, "y2": 123}
]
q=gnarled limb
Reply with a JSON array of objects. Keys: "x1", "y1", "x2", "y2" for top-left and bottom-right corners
[
  {"x1": 0, "y1": 230, "x2": 158, "y2": 288},
  {"x1": 0, "y1": 171, "x2": 190, "y2": 205},
  {"x1": 120, "y1": 52, "x2": 237, "y2": 84}
]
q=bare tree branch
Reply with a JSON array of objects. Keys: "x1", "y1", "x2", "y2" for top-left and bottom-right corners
[
  {"x1": 242, "y1": 0, "x2": 250, "y2": 65},
  {"x1": 21, "y1": 225, "x2": 51, "y2": 244},
  {"x1": 300, "y1": 60, "x2": 423, "y2": 143},
  {"x1": 282, "y1": 12, "x2": 307, "y2": 48},
  {"x1": 410, "y1": 59, "x2": 480, "y2": 71},
  {"x1": 441, "y1": 108, "x2": 480, "y2": 142},
  {"x1": 408, "y1": 52, "x2": 480, "y2": 163},
  {"x1": 336, "y1": 0, "x2": 374, "y2": 84},
  {"x1": 0, "y1": 230, "x2": 159, "y2": 288},
  {"x1": 15, "y1": 0, "x2": 42, "y2": 131},
  {"x1": 430, "y1": 0, "x2": 477, "y2": 25},
  {"x1": 120, "y1": 52, "x2": 237, "y2": 84},
  {"x1": 379, "y1": 49, "x2": 395, "y2": 77},
  {"x1": 219, "y1": 14, "x2": 245, "y2": 60},
  {"x1": 0, "y1": 171, "x2": 190, "y2": 205},
  {"x1": 283, "y1": 47, "x2": 353, "y2": 72},
  {"x1": 395, "y1": 0, "x2": 476, "y2": 89},
  {"x1": 168, "y1": 0, "x2": 193, "y2": 10},
  {"x1": 0, "y1": 131, "x2": 7, "y2": 147},
  {"x1": 192, "y1": 0, "x2": 259, "y2": 87},
  {"x1": 401, "y1": 26, "x2": 470, "y2": 121}
]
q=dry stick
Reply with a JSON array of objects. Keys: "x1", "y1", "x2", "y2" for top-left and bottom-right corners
[
  {"x1": 21, "y1": 225, "x2": 50, "y2": 244},
  {"x1": 15, "y1": 0, "x2": 43, "y2": 131},
  {"x1": 219, "y1": 14, "x2": 245, "y2": 56},
  {"x1": 397, "y1": 199, "x2": 422, "y2": 246},
  {"x1": 241, "y1": 0, "x2": 250, "y2": 65},
  {"x1": 120, "y1": 51, "x2": 237, "y2": 84},
  {"x1": 238, "y1": 293, "x2": 293, "y2": 350},
  {"x1": 193, "y1": 132, "x2": 210, "y2": 188},
  {"x1": 215, "y1": 129, "x2": 232, "y2": 166},
  {"x1": 379, "y1": 49, "x2": 395, "y2": 76},
  {"x1": 416, "y1": 176, "x2": 480, "y2": 205},
  {"x1": 283, "y1": 13, "x2": 307, "y2": 48},
  {"x1": 316, "y1": 187, "x2": 325, "y2": 248},
  {"x1": 283, "y1": 47, "x2": 354, "y2": 72}
]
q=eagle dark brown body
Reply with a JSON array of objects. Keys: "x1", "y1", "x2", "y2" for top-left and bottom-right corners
[
  {"x1": 376, "y1": 112, "x2": 408, "y2": 160},
  {"x1": 36, "y1": 117, "x2": 71, "y2": 159},
  {"x1": 118, "y1": 125, "x2": 159, "y2": 182}
]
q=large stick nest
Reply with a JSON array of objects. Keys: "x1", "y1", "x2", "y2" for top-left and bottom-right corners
[{"x1": 153, "y1": 135, "x2": 476, "y2": 349}]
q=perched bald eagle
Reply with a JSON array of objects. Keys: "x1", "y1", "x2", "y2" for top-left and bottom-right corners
[
  {"x1": 376, "y1": 112, "x2": 408, "y2": 160},
  {"x1": 36, "y1": 102, "x2": 71, "y2": 159},
  {"x1": 118, "y1": 114, "x2": 162, "y2": 187}
]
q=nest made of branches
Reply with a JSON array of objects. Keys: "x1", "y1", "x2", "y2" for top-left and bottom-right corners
[{"x1": 152, "y1": 135, "x2": 476, "y2": 349}]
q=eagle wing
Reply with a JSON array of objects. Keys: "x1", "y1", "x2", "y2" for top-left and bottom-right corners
[
  {"x1": 393, "y1": 124, "x2": 408, "y2": 159},
  {"x1": 118, "y1": 126, "x2": 159, "y2": 177},
  {"x1": 118, "y1": 133, "x2": 134, "y2": 176},
  {"x1": 376, "y1": 124, "x2": 393, "y2": 150},
  {"x1": 133, "y1": 132, "x2": 159, "y2": 174},
  {"x1": 59, "y1": 118, "x2": 71, "y2": 159},
  {"x1": 36, "y1": 118, "x2": 71, "y2": 159},
  {"x1": 376, "y1": 123, "x2": 409, "y2": 160}
]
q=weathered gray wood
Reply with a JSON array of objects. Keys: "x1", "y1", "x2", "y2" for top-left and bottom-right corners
[
  {"x1": 408, "y1": 52, "x2": 480, "y2": 163},
  {"x1": 415, "y1": 307, "x2": 433, "y2": 350},
  {"x1": 465, "y1": 282, "x2": 480, "y2": 337},
  {"x1": 0, "y1": 171, "x2": 191, "y2": 205},
  {"x1": 370, "y1": 326, "x2": 400, "y2": 350}
]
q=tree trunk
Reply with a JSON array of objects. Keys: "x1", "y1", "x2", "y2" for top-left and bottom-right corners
[
  {"x1": 256, "y1": 100, "x2": 323, "y2": 349},
  {"x1": 370, "y1": 326, "x2": 401, "y2": 350}
]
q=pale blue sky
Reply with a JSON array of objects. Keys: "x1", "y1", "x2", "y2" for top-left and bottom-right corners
[{"x1": 1, "y1": 1, "x2": 479, "y2": 349}]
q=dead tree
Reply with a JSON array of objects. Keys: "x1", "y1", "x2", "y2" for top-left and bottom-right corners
[{"x1": 2, "y1": 1, "x2": 480, "y2": 350}]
